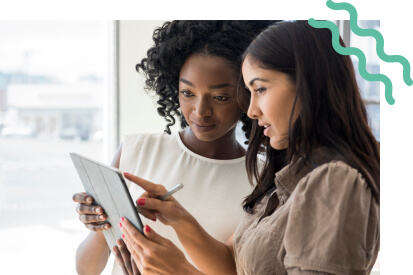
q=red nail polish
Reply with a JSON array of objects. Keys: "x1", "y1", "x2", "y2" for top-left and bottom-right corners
[
  {"x1": 152, "y1": 218, "x2": 156, "y2": 222},
  {"x1": 124, "y1": 172, "x2": 130, "y2": 176},
  {"x1": 122, "y1": 234, "x2": 125, "y2": 239},
  {"x1": 118, "y1": 222, "x2": 122, "y2": 228},
  {"x1": 137, "y1": 198, "x2": 145, "y2": 206},
  {"x1": 120, "y1": 217, "x2": 124, "y2": 223},
  {"x1": 145, "y1": 225, "x2": 151, "y2": 233}
]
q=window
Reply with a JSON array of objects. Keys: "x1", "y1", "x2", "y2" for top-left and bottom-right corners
[
  {"x1": 348, "y1": 20, "x2": 380, "y2": 142},
  {"x1": 0, "y1": 21, "x2": 113, "y2": 274}
]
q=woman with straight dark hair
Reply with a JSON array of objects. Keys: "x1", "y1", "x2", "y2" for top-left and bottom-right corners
[{"x1": 118, "y1": 20, "x2": 380, "y2": 274}]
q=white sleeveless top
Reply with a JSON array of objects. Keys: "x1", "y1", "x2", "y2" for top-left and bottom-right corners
[{"x1": 112, "y1": 132, "x2": 253, "y2": 274}]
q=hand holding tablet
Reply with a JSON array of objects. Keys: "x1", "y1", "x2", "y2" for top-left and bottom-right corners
[{"x1": 70, "y1": 152, "x2": 184, "y2": 250}]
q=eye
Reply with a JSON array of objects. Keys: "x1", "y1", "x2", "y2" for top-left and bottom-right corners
[
  {"x1": 180, "y1": 90, "x2": 193, "y2": 97},
  {"x1": 254, "y1": 87, "x2": 267, "y2": 94},
  {"x1": 214, "y1": 96, "x2": 229, "y2": 101}
]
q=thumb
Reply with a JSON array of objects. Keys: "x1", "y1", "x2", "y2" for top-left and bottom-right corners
[{"x1": 143, "y1": 225, "x2": 168, "y2": 246}]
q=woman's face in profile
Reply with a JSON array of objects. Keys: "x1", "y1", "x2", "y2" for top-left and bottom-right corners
[
  {"x1": 178, "y1": 54, "x2": 241, "y2": 142},
  {"x1": 242, "y1": 55, "x2": 299, "y2": 150}
]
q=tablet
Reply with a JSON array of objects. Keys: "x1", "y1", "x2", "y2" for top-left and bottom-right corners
[{"x1": 70, "y1": 152, "x2": 144, "y2": 250}]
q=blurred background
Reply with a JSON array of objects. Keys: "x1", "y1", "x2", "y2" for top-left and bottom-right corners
[{"x1": 0, "y1": 20, "x2": 380, "y2": 274}]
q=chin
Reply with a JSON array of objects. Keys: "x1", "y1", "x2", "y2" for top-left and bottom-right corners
[
  {"x1": 194, "y1": 129, "x2": 231, "y2": 143},
  {"x1": 191, "y1": 130, "x2": 216, "y2": 142},
  {"x1": 269, "y1": 137, "x2": 288, "y2": 150},
  {"x1": 189, "y1": 123, "x2": 236, "y2": 143}
]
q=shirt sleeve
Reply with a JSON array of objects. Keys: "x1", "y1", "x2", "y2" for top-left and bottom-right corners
[{"x1": 283, "y1": 162, "x2": 378, "y2": 275}]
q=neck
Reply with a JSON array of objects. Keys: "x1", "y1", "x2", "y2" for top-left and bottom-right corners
[{"x1": 179, "y1": 128, "x2": 246, "y2": 160}]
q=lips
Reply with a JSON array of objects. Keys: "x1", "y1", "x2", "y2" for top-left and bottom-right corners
[
  {"x1": 263, "y1": 125, "x2": 271, "y2": 136},
  {"x1": 192, "y1": 122, "x2": 216, "y2": 132},
  {"x1": 193, "y1": 122, "x2": 214, "y2": 127}
]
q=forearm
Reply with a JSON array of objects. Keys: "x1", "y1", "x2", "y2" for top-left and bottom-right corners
[
  {"x1": 173, "y1": 216, "x2": 236, "y2": 275},
  {"x1": 75, "y1": 231, "x2": 110, "y2": 275}
]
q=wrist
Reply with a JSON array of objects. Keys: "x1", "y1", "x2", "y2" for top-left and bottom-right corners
[
  {"x1": 172, "y1": 212, "x2": 197, "y2": 234},
  {"x1": 91, "y1": 231, "x2": 108, "y2": 247},
  {"x1": 181, "y1": 259, "x2": 204, "y2": 275}
]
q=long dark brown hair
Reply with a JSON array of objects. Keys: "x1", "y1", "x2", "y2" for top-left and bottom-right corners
[{"x1": 238, "y1": 20, "x2": 380, "y2": 213}]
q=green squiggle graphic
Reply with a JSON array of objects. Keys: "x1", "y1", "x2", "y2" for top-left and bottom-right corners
[
  {"x1": 327, "y1": 0, "x2": 413, "y2": 86},
  {"x1": 308, "y1": 18, "x2": 395, "y2": 105}
]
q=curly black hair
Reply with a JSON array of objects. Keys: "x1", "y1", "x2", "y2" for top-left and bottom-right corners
[{"x1": 136, "y1": 20, "x2": 278, "y2": 143}]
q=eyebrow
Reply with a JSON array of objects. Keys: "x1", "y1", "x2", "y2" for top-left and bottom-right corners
[
  {"x1": 179, "y1": 78, "x2": 235, "y2": 90},
  {"x1": 249, "y1": 78, "x2": 269, "y2": 86}
]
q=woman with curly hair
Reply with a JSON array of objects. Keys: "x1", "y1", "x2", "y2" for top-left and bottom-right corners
[
  {"x1": 72, "y1": 20, "x2": 276, "y2": 275},
  {"x1": 118, "y1": 20, "x2": 380, "y2": 274}
]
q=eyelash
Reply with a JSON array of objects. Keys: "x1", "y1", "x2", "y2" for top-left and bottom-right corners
[
  {"x1": 214, "y1": 96, "x2": 229, "y2": 101},
  {"x1": 180, "y1": 91, "x2": 229, "y2": 101},
  {"x1": 254, "y1": 87, "x2": 267, "y2": 94},
  {"x1": 180, "y1": 91, "x2": 193, "y2": 97},
  {"x1": 245, "y1": 86, "x2": 266, "y2": 94}
]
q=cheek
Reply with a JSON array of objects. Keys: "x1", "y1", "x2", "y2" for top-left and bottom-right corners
[
  {"x1": 266, "y1": 102, "x2": 290, "y2": 132},
  {"x1": 220, "y1": 104, "x2": 241, "y2": 124}
]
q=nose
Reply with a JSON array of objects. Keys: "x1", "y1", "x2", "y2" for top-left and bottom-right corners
[
  {"x1": 193, "y1": 96, "x2": 212, "y2": 117},
  {"x1": 247, "y1": 94, "x2": 261, "y2": 119}
]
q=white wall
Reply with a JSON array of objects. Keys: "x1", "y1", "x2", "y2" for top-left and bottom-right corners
[{"x1": 118, "y1": 20, "x2": 179, "y2": 141}]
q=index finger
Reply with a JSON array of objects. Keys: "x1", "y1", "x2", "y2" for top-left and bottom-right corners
[
  {"x1": 72, "y1": 192, "x2": 93, "y2": 204},
  {"x1": 123, "y1": 173, "x2": 166, "y2": 196}
]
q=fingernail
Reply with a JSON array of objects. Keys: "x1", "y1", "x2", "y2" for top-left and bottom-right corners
[
  {"x1": 137, "y1": 198, "x2": 145, "y2": 206},
  {"x1": 120, "y1": 217, "x2": 125, "y2": 223},
  {"x1": 145, "y1": 225, "x2": 151, "y2": 233},
  {"x1": 118, "y1": 222, "x2": 122, "y2": 228},
  {"x1": 152, "y1": 218, "x2": 156, "y2": 222},
  {"x1": 122, "y1": 234, "x2": 125, "y2": 239},
  {"x1": 86, "y1": 197, "x2": 92, "y2": 203},
  {"x1": 99, "y1": 215, "x2": 105, "y2": 220},
  {"x1": 124, "y1": 172, "x2": 130, "y2": 176},
  {"x1": 105, "y1": 224, "x2": 110, "y2": 229},
  {"x1": 95, "y1": 207, "x2": 101, "y2": 214}
]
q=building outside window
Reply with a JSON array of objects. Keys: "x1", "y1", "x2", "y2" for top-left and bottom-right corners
[{"x1": 0, "y1": 21, "x2": 113, "y2": 274}]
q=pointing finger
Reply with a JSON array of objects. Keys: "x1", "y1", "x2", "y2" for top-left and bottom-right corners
[{"x1": 123, "y1": 173, "x2": 166, "y2": 196}]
